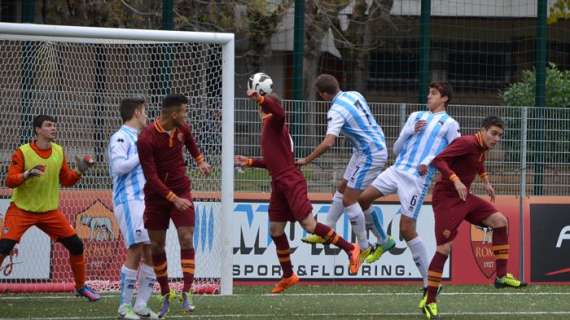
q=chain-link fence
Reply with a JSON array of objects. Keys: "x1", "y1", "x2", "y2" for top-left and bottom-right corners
[{"x1": 235, "y1": 98, "x2": 570, "y2": 197}]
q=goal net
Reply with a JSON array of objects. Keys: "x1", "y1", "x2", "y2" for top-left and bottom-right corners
[{"x1": 0, "y1": 23, "x2": 234, "y2": 295}]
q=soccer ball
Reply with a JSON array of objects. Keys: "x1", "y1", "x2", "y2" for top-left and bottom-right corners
[{"x1": 247, "y1": 72, "x2": 273, "y2": 96}]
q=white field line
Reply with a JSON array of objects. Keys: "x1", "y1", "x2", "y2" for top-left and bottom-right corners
[
  {"x1": 2, "y1": 291, "x2": 570, "y2": 300},
  {"x1": 2, "y1": 311, "x2": 570, "y2": 320}
]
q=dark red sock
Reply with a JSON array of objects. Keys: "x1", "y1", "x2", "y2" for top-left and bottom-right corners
[
  {"x1": 426, "y1": 252, "x2": 448, "y2": 304},
  {"x1": 181, "y1": 248, "x2": 195, "y2": 293},
  {"x1": 152, "y1": 252, "x2": 170, "y2": 295},
  {"x1": 313, "y1": 223, "x2": 354, "y2": 252},
  {"x1": 272, "y1": 234, "x2": 293, "y2": 278},
  {"x1": 492, "y1": 226, "x2": 509, "y2": 278}
]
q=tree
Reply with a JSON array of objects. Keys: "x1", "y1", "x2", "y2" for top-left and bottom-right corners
[
  {"x1": 175, "y1": 0, "x2": 293, "y2": 74},
  {"x1": 501, "y1": 63, "x2": 570, "y2": 166},
  {"x1": 549, "y1": 0, "x2": 570, "y2": 24},
  {"x1": 302, "y1": 0, "x2": 398, "y2": 98},
  {"x1": 502, "y1": 63, "x2": 570, "y2": 108}
]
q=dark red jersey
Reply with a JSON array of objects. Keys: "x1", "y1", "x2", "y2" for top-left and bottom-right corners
[
  {"x1": 247, "y1": 95, "x2": 299, "y2": 179},
  {"x1": 432, "y1": 133, "x2": 488, "y2": 193},
  {"x1": 137, "y1": 119, "x2": 204, "y2": 200}
]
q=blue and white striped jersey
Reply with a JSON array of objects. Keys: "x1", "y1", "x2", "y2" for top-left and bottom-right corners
[
  {"x1": 326, "y1": 91, "x2": 386, "y2": 155},
  {"x1": 393, "y1": 111, "x2": 460, "y2": 176},
  {"x1": 108, "y1": 125, "x2": 145, "y2": 205}
]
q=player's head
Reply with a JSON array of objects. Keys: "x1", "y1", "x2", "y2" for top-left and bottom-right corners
[
  {"x1": 428, "y1": 82, "x2": 452, "y2": 111},
  {"x1": 120, "y1": 96, "x2": 147, "y2": 128},
  {"x1": 480, "y1": 116, "x2": 505, "y2": 149},
  {"x1": 33, "y1": 115, "x2": 56, "y2": 141},
  {"x1": 162, "y1": 94, "x2": 188, "y2": 127},
  {"x1": 314, "y1": 74, "x2": 340, "y2": 101}
]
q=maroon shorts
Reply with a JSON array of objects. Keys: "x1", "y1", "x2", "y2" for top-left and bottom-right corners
[
  {"x1": 144, "y1": 191, "x2": 194, "y2": 230},
  {"x1": 269, "y1": 172, "x2": 313, "y2": 222},
  {"x1": 432, "y1": 191, "x2": 497, "y2": 245}
]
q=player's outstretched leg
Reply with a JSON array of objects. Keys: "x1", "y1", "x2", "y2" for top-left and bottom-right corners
[
  {"x1": 301, "y1": 191, "x2": 344, "y2": 244},
  {"x1": 363, "y1": 207, "x2": 395, "y2": 263},
  {"x1": 303, "y1": 217, "x2": 362, "y2": 275}
]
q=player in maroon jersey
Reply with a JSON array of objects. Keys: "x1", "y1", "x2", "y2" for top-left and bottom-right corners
[
  {"x1": 235, "y1": 90, "x2": 362, "y2": 293},
  {"x1": 421, "y1": 116, "x2": 526, "y2": 320},
  {"x1": 137, "y1": 94, "x2": 211, "y2": 316}
]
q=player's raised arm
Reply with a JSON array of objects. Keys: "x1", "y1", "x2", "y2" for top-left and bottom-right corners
[
  {"x1": 296, "y1": 107, "x2": 341, "y2": 166},
  {"x1": 59, "y1": 153, "x2": 83, "y2": 187},
  {"x1": 5, "y1": 149, "x2": 37, "y2": 188}
]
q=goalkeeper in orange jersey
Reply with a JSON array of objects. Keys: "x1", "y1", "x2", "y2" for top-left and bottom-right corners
[{"x1": 0, "y1": 115, "x2": 100, "y2": 301}]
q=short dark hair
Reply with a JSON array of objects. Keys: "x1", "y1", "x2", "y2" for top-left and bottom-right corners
[
  {"x1": 429, "y1": 82, "x2": 453, "y2": 106},
  {"x1": 481, "y1": 116, "x2": 505, "y2": 130},
  {"x1": 33, "y1": 115, "x2": 56, "y2": 134},
  {"x1": 314, "y1": 74, "x2": 340, "y2": 95},
  {"x1": 120, "y1": 97, "x2": 146, "y2": 122},
  {"x1": 162, "y1": 94, "x2": 188, "y2": 110}
]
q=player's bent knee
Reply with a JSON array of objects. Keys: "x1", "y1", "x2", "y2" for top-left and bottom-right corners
[
  {"x1": 179, "y1": 235, "x2": 194, "y2": 249},
  {"x1": 0, "y1": 239, "x2": 17, "y2": 256},
  {"x1": 336, "y1": 180, "x2": 347, "y2": 193},
  {"x1": 437, "y1": 243, "x2": 452, "y2": 256},
  {"x1": 496, "y1": 213, "x2": 508, "y2": 227},
  {"x1": 299, "y1": 217, "x2": 317, "y2": 233},
  {"x1": 150, "y1": 242, "x2": 165, "y2": 254},
  {"x1": 400, "y1": 217, "x2": 417, "y2": 241},
  {"x1": 60, "y1": 235, "x2": 84, "y2": 256}
]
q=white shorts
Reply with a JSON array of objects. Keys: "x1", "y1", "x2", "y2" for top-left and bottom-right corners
[
  {"x1": 370, "y1": 166, "x2": 432, "y2": 220},
  {"x1": 343, "y1": 150, "x2": 388, "y2": 190},
  {"x1": 114, "y1": 200, "x2": 150, "y2": 248}
]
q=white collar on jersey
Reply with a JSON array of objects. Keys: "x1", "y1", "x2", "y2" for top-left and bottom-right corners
[{"x1": 121, "y1": 124, "x2": 140, "y2": 134}]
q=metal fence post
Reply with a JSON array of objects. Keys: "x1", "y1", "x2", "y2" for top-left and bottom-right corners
[
  {"x1": 519, "y1": 107, "x2": 528, "y2": 281},
  {"x1": 399, "y1": 103, "x2": 407, "y2": 129},
  {"x1": 418, "y1": 0, "x2": 431, "y2": 104},
  {"x1": 533, "y1": 0, "x2": 547, "y2": 195}
]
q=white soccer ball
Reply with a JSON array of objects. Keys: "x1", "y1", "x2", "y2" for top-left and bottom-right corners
[{"x1": 247, "y1": 72, "x2": 273, "y2": 96}]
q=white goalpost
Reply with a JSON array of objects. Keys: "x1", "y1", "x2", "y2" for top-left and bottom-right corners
[{"x1": 0, "y1": 23, "x2": 234, "y2": 295}]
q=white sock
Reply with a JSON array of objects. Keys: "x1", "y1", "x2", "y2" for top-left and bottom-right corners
[
  {"x1": 120, "y1": 265, "x2": 138, "y2": 306},
  {"x1": 407, "y1": 237, "x2": 429, "y2": 288},
  {"x1": 134, "y1": 263, "x2": 156, "y2": 310},
  {"x1": 345, "y1": 203, "x2": 369, "y2": 250},
  {"x1": 364, "y1": 207, "x2": 387, "y2": 244},
  {"x1": 325, "y1": 191, "x2": 345, "y2": 229}
]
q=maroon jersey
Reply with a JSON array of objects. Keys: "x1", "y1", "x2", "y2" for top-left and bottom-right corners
[
  {"x1": 247, "y1": 95, "x2": 299, "y2": 179},
  {"x1": 137, "y1": 119, "x2": 204, "y2": 200},
  {"x1": 432, "y1": 133, "x2": 488, "y2": 193}
]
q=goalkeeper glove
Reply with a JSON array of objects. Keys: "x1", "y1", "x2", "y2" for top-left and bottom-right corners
[{"x1": 75, "y1": 155, "x2": 95, "y2": 174}]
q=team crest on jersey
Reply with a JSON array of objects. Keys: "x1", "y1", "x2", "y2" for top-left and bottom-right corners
[
  {"x1": 470, "y1": 225, "x2": 495, "y2": 278},
  {"x1": 177, "y1": 132, "x2": 184, "y2": 143}
]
